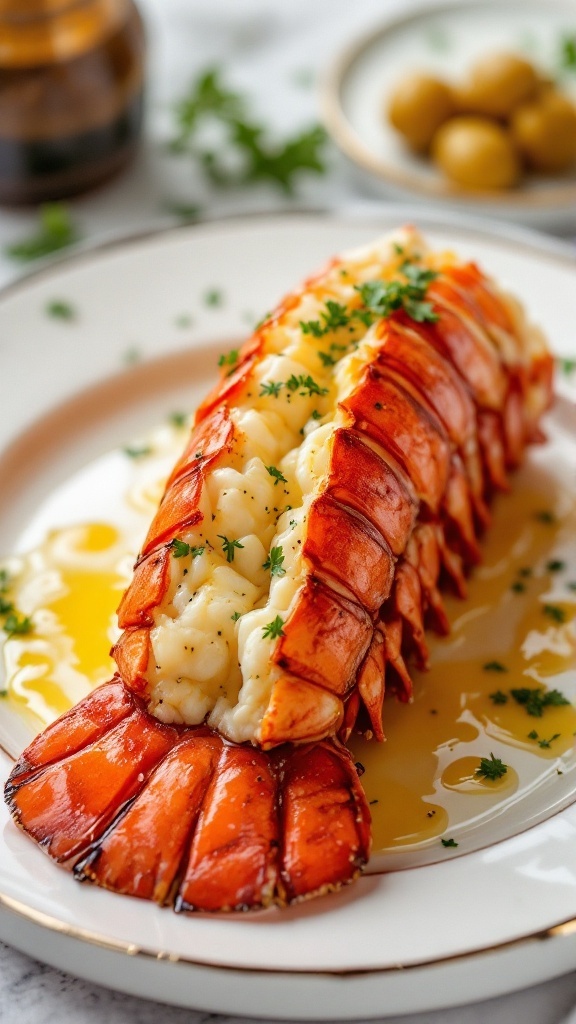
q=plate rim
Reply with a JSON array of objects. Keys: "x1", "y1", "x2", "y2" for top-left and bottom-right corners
[{"x1": 320, "y1": 0, "x2": 576, "y2": 210}]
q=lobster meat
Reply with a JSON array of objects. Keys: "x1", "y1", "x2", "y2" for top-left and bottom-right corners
[{"x1": 4, "y1": 227, "x2": 553, "y2": 912}]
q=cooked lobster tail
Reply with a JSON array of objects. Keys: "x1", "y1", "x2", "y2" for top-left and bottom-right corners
[{"x1": 3, "y1": 227, "x2": 553, "y2": 913}]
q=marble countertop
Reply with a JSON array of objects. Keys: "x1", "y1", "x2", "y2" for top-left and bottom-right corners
[{"x1": 0, "y1": 0, "x2": 575, "y2": 1021}]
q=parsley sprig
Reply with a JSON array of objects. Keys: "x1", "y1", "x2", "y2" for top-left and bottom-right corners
[
  {"x1": 263, "y1": 546, "x2": 286, "y2": 577},
  {"x1": 259, "y1": 375, "x2": 328, "y2": 399},
  {"x1": 475, "y1": 753, "x2": 508, "y2": 781},
  {"x1": 5, "y1": 204, "x2": 80, "y2": 263},
  {"x1": 170, "y1": 68, "x2": 327, "y2": 194},
  {"x1": 218, "y1": 535, "x2": 244, "y2": 563},
  {"x1": 266, "y1": 465, "x2": 287, "y2": 487},
  {"x1": 262, "y1": 615, "x2": 285, "y2": 639},
  {"x1": 355, "y1": 264, "x2": 439, "y2": 324},
  {"x1": 170, "y1": 539, "x2": 205, "y2": 559},
  {"x1": 0, "y1": 572, "x2": 33, "y2": 640},
  {"x1": 510, "y1": 687, "x2": 570, "y2": 717}
]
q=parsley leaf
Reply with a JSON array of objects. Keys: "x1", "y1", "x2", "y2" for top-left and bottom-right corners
[
  {"x1": 5, "y1": 203, "x2": 80, "y2": 262},
  {"x1": 262, "y1": 615, "x2": 285, "y2": 639},
  {"x1": 475, "y1": 753, "x2": 508, "y2": 781},
  {"x1": 260, "y1": 381, "x2": 283, "y2": 398},
  {"x1": 285, "y1": 374, "x2": 328, "y2": 397},
  {"x1": 441, "y1": 837, "x2": 458, "y2": 848},
  {"x1": 168, "y1": 411, "x2": 188, "y2": 428},
  {"x1": 170, "y1": 539, "x2": 205, "y2": 559},
  {"x1": 3, "y1": 612, "x2": 33, "y2": 638},
  {"x1": 543, "y1": 604, "x2": 566, "y2": 624},
  {"x1": 483, "y1": 661, "x2": 508, "y2": 673},
  {"x1": 265, "y1": 465, "x2": 287, "y2": 487},
  {"x1": 218, "y1": 535, "x2": 244, "y2": 563},
  {"x1": 560, "y1": 34, "x2": 576, "y2": 71},
  {"x1": 171, "y1": 67, "x2": 327, "y2": 194},
  {"x1": 123, "y1": 446, "x2": 153, "y2": 459},
  {"x1": 489, "y1": 690, "x2": 508, "y2": 705},
  {"x1": 218, "y1": 348, "x2": 239, "y2": 368},
  {"x1": 263, "y1": 546, "x2": 286, "y2": 577},
  {"x1": 46, "y1": 299, "x2": 76, "y2": 321},
  {"x1": 510, "y1": 686, "x2": 570, "y2": 717}
]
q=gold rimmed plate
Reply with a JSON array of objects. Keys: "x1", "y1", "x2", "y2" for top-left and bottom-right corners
[{"x1": 0, "y1": 211, "x2": 575, "y2": 1018}]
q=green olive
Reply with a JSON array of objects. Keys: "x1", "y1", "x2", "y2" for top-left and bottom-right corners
[
  {"x1": 510, "y1": 90, "x2": 576, "y2": 172},
  {"x1": 387, "y1": 73, "x2": 456, "y2": 152},
  {"x1": 456, "y1": 52, "x2": 539, "y2": 119},
  {"x1": 432, "y1": 116, "x2": 521, "y2": 189}
]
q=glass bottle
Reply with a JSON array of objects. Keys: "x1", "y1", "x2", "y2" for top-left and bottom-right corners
[{"x1": 0, "y1": 0, "x2": 145, "y2": 205}]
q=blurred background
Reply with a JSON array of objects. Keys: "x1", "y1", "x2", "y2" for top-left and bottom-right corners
[{"x1": 1, "y1": 0, "x2": 576, "y2": 289}]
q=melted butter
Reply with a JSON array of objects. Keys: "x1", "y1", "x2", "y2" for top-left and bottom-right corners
[
  {"x1": 2, "y1": 522, "x2": 130, "y2": 724},
  {"x1": 1, "y1": 427, "x2": 576, "y2": 859},
  {"x1": 350, "y1": 475, "x2": 576, "y2": 855},
  {"x1": 441, "y1": 756, "x2": 519, "y2": 796}
]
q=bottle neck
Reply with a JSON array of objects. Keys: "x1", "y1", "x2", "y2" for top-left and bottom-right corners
[{"x1": 0, "y1": 0, "x2": 132, "y2": 67}]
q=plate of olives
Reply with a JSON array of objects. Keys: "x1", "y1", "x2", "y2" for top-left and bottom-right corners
[{"x1": 321, "y1": 0, "x2": 576, "y2": 228}]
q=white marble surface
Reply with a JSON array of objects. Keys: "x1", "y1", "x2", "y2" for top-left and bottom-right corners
[{"x1": 0, "y1": 0, "x2": 576, "y2": 1020}]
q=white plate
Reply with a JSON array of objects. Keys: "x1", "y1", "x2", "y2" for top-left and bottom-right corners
[
  {"x1": 0, "y1": 211, "x2": 576, "y2": 1020},
  {"x1": 321, "y1": 0, "x2": 576, "y2": 230}
]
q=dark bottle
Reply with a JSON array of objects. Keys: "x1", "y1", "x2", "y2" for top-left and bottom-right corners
[{"x1": 0, "y1": 0, "x2": 145, "y2": 205}]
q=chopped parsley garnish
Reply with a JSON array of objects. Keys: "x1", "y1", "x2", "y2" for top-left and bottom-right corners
[
  {"x1": 528, "y1": 730, "x2": 561, "y2": 748},
  {"x1": 285, "y1": 373, "x2": 328, "y2": 397},
  {"x1": 441, "y1": 838, "x2": 458, "y2": 848},
  {"x1": 262, "y1": 615, "x2": 285, "y2": 639},
  {"x1": 546, "y1": 560, "x2": 566, "y2": 573},
  {"x1": 534, "y1": 510, "x2": 556, "y2": 524},
  {"x1": 0, "y1": 597, "x2": 14, "y2": 616},
  {"x1": 260, "y1": 381, "x2": 283, "y2": 398},
  {"x1": 475, "y1": 753, "x2": 508, "y2": 781},
  {"x1": 311, "y1": 409, "x2": 321, "y2": 420},
  {"x1": 3, "y1": 612, "x2": 33, "y2": 638},
  {"x1": 511, "y1": 580, "x2": 526, "y2": 594},
  {"x1": 170, "y1": 539, "x2": 205, "y2": 559},
  {"x1": 558, "y1": 357, "x2": 576, "y2": 376},
  {"x1": 560, "y1": 34, "x2": 576, "y2": 71},
  {"x1": 204, "y1": 288, "x2": 223, "y2": 307},
  {"x1": 510, "y1": 687, "x2": 570, "y2": 717},
  {"x1": 123, "y1": 446, "x2": 153, "y2": 459},
  {"x1": 543, "y1": 604, "x2": 567, "y2": 624},
  {"x1": 123, "y1": 347, "x2": 141, "y2": 366},
  {"x1": 260, "y1": 375, "x2": 328, "y2": 400},
  {"x1": 355, "y1": 263, "x2": 439, "y2": 324},
  {"x1": 317, "y1": 350, "x2": 337, "y2": 367},
  {"x1": 165, "y1": 202, "x2": 202, "y2": 222},
  {"x1": 489, "y1": 690, "x2": 508, "y2": 705},
  {"x1": 46, "y1": 299, "x2": 76, "y2": 321},
  {"x1": 300, "y1": 300, "x2": 351, "y2": 338},
  {"x1": 5, "y1": 203, "x2": 79, "y2": 262},
  {"x1": 168, "y1": 411, "x2": 188, "y2": 428},
  {"x1": 218, "y1": 535, "x2": 244, "y2": 563},
  {"x1": 483, "y1": 661, "x2": 508, "y2": 673},
  {"x1": 265, "y1": 465, "x2": 287, "y2": 487},
  {"x1": 174, "y1": 313, "x2": 192, "y2": 328},
  {"x1": 170, "y1": 67, "x2": 327, "y2": 194},
  {"x1": 218, "y1": 348, "x2": 239, "y2": 368},
  {"x1": 231, "y1": 611, "x2": 241, "y2": 622},
  {"x1": 0, "y1": 569, "x2": 9, "y2": 591},
  {"x1": 263, "y1": 546, "x2": 286, "y2": 577}
]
